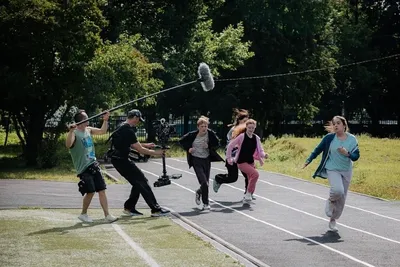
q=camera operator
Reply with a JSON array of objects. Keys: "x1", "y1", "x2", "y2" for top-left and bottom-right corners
[
  {"x1": 179, "y1": 116, "x2": 224, "y2": 211},
  {"x1": 109, "y1": 109, "x2": 170, "y2": 217}
]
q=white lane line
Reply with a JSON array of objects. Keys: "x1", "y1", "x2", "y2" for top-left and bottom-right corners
[
  {"x1": 152, "y1": 161, "x2": 400, "y2": 245},
  {"x1": 169, "y1": 158, "x2": 400, "y2": 223},
  {"x1": 141, "y1": 168, "x2": 376, "y2": 267},
  {"x1": 112, "y1": 224, "x2": 160, "y2": 267}
]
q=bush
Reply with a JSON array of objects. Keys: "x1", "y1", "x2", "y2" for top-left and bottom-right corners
[{"x1": 38, "y1": 133, "x2": 60, "y2": 168}]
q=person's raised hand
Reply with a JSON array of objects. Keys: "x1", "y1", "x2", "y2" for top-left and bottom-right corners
[
  {"x1": 68, "y1": 123, "x2": 77, "y2": 132},
  {"x1": 102, "y1": 111, "x2": 110, "y2": 121}
]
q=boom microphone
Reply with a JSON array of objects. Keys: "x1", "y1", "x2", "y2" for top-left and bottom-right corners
[
  {"x1": 197, "y1": 62, "x2": 215, "y2": 92},
  {"x1": 75, "y1": 62, "x2": 215, "y2": 125}
]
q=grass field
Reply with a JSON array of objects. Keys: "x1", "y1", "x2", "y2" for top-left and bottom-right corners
[
  {"x1": 0, "y1": 208, "x2": 243, "y2": 267},
  {"x1": 1, "y1": 131, "x2": 400, "y2": 200},
  {"x1": 261, "y1": 134, "x2": 400, "y2": 200}
]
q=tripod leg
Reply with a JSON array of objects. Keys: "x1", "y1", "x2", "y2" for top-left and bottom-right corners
[{"x1": 161, "y1": 154, "x2": 168, "y2": 178}]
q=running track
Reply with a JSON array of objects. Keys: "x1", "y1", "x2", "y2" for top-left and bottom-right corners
[{"x1": 1, "y1": 158, "x2": 399, "y2": 267}]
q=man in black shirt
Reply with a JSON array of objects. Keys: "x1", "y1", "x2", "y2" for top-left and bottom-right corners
[{"x1": 109, "y1": 109, "x2": 170, "y2": 217}]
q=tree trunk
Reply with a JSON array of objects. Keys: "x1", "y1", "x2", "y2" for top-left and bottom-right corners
[
  {"x1": 25, "y1": 112, "x2": 46, "y2": 166},
  {"x1": 146, "y1": 108, "x2": 157, "y2": 142},
  {"x1": 11, "y1": 115, "x2": 26, "y2": 154},
  {"x1": 183, "y1": 114, "x2": 189, "y2": 134},
  {"x1": 257, "y1": 112, "x2": 268, "y2": 140},
  {"x1": 3, "y1": 113, "x2": 10, "y2": 146},
  {"x1": 366, "y1": 107, "x2": 380, "y2": 137}
]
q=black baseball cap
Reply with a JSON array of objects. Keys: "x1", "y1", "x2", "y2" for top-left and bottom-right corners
[{"x1": 127, "y1": 109, "x2": 145, "y2": 122}]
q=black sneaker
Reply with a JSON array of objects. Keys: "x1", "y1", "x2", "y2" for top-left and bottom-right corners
[
  {"x1": 123, "y1": 209, "x2": 144, "y2": 217},
  {"x1": 213, "y1": 177, "x2": 221, "y2": 193},
  {"x1": 151, "y1": 208, "x2": 170, "y2": 217},
  {"x1": 195, "y1": 191, "x2": 201, "y2": 205}
]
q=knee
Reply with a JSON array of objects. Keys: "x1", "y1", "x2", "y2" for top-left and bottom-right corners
[
  {"x1": 250, "y1": 170, "x2": 259, "y2": 179},
  {"x1": 331, "y1": 189, "x2": 344, "y2": 200},
  {"x1": 200, "y1": 180, "x2": 209, "y2": 187}
]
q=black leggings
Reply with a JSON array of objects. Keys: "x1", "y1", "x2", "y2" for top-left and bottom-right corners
[
  {"x1": 192, "y1": 156, "x2": 211, "y2": 205},
  {"x1": 111, "y1": 158, "x2": 161, "y2": 212},
  {"x1": 215, "y1": 161, "x2": 249, "y2": 193}
]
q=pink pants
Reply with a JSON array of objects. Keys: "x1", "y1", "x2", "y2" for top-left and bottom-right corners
[{"x1": 237, "y1": 162, "x2": 259, "y2": 194}]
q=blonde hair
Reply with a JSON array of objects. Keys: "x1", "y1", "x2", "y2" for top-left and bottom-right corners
[
  {"x1": 246, "y1": 119, "x2": 257, "y2": 126},
  {"x1": 197, "y1": 115, "x2": 209, "y2": 126},
  {"x1": 324, "y1": 115, "x2": 349, "y2": 133},
  {"x1": 232, "y1": 119, "x2": 257, "y2": 139}
]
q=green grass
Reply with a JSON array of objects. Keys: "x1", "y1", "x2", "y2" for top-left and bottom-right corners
[
  {"x1": 261, "y1": 134, "x2": 400, "y2": 201},
  {"x1": 0, "y1": 209, "x2": 244, "y2": 267},
  {"x1": 2, "y1": 131, "x2": 400, "y2": 200},
  {"x1": 0, "y1": 133, "x2": 114, "y2": 183}
]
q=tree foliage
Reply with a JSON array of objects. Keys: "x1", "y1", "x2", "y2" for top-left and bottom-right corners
[{"x1": 1, "y1": 0, "x2": 400, "y2": 166}]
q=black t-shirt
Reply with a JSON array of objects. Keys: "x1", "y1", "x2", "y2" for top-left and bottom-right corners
[
  {"x1": 111, "y1": 123, "x2": 138, "y2": 158},
  {"x1": 237, "y1": 133, "x2": 257, "y2": 164}
]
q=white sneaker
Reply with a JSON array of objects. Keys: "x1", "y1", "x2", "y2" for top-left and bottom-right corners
[
  {"x1": 325, "y1": 199, "x2": 333, "y2": 217},
  {"x1": 329, "y1": 220, "x2": 338, "y2": 232},
  {"x1": 201, "y1": 204, "x2": 211, "y2": 211},
  {"x1": 243, "y1": 192, "x2": 252, "y2": 203},
  {"x1": 105, "y1": 214, "x2": 118, "y2": 223},
  {"x1": 78, "y1": 214, "x2": 93, "y2": 223}
]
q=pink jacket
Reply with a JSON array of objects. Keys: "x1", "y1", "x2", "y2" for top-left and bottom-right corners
[{"x1": 226, "y1": 133, "x2": 266, "y2": 166}]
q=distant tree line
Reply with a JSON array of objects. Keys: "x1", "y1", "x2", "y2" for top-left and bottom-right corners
[{"x1": 1, "y1": 0, "x2": 399, "y2": 166}]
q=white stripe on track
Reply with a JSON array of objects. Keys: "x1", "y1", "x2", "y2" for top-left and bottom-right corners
[
  {"x1": 112, "y1": 224, "x2": 160, "y2": 267},
  {"x1": 152, "y1": 161, "x2": 400, "y2": 245},
  {"x1": 169, "y1": 158, "x2": 400, "y2": 223},
  {"x1": 141, "y1": 168, "x2": 376, "y2": 267}
]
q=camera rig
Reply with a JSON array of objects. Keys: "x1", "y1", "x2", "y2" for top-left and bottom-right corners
[{"x1": 152, "y1": 118, "x2": 182, "y2": 187}]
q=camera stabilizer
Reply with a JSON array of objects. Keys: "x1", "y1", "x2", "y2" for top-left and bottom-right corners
[{"x1": 152, "y1": 118, "x2": 182, "y2": 187}]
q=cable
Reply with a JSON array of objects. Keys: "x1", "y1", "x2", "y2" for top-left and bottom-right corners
[{"x1": 215, "y1": 53, "x2": 400, "y2": 82}]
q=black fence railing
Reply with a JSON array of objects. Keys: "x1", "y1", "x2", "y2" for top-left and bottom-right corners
[{"x1": 89, "y1": 115, "x2": 400, "y2": 144}]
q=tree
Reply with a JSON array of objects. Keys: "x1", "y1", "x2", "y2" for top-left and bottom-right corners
[
  {"x1": 0, "y1": 1, "x2": 163, "y2": 166},
  {"x1": 361, "y1": 0, "x2": 400, "y2": 129},
  {"x1": 83, "y1": 34, "x2": 164, "y2": 113},
  {"x1": 210, "y1": 0, "x2": 337, "y2": 136},
  {"x1": 0, "y1": 0, "x2": 108, "y2": 165},
  {"x1": 102, "y1": 0, "x2": 254, "y2": 132}
]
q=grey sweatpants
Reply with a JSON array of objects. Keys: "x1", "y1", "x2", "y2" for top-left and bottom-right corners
[{"x1": 326, "y1": 170, "x2": 352, "y2": 220}]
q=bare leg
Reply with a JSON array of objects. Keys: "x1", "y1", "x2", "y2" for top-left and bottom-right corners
[
  {"x1": 81, "y1": 192, "x2": 95, "y2": 214},
  {"x1": 98, "y1": 190, "x2": 110, "y2": 216}
]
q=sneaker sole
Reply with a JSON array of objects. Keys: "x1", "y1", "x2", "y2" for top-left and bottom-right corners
[
  {"x1": 78, "y1": 217, "x2": 93, "y2": 223},
  {"x1": 122, "y1": 213, "x2": 143, "y2": 217},
  {"x1": 151, "y1": 213, "x2": 170, "y2": 217}
]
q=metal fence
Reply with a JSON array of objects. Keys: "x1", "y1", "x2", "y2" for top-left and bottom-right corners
[
  {"x1": 89, "y1": 115, "x2": 227, "y2": 143},
  {"x1": 87, "y1": 115, "x2": 400, "y2": 143}
]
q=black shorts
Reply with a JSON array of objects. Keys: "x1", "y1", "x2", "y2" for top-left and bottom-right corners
[{"x1": 78, "y1": 162, "x2": 107, "y2": 193}]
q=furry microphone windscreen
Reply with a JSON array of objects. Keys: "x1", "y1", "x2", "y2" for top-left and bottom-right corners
[{"x1": 198, "y1": 62, "x2": 215, "y2": 92}]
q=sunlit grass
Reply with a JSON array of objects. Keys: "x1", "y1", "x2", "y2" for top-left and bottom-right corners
[
  {"x1": 0, "y1": 209, "x2": 244, "y2": 267},
  {"x1": 261, "y1": 134, "x2": 400, "y2": 200}
]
